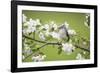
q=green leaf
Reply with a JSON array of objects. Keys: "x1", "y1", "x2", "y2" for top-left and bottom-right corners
[{"x1": 57, "y1": 46, "x2": 62, "y2": 55}]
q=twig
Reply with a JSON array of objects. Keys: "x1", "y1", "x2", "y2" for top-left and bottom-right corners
[
  {"x1": 33, "y1": 31, "x2": 35, "y2": 39},
  {"x1": 23, "y1": 35, "x2": 90, "y2": 61},
  {"x1": 74, "y1": 44, "x2": 90, "y2": 52},
  {"x1": 23, "y1": 35, "x2": 90, "y2": 52},
  {"x1": 37, "y1": 43, "x2": 49, "y2": 50},
  {"x1": 23, "y1": 35, "x2": 61, "y2": 45},
  {"x1": 23, "y1": 52, "x2": 33, "y2": 62},
  {"x1": 23, "y1": 43, "x2": 49, "y2": 61}
]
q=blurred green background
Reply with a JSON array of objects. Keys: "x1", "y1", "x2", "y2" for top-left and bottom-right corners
[{"x1": 22, "y1": 10, "x2": 90, "y2": 62}]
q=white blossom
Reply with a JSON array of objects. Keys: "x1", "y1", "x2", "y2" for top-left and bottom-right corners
[
  {"x1": 25, "y1": 49, "x2": 32, "y2": 55},
  {"x1": 59, "y1": 22, "x2": 76, "y2": 36},
  {"x1": 23, "y1": 44, "x2": 32, "y2": 55},
  {"x1": 39, "y1": 32, "x2": 45, "y2": 41},
  {"x1": 52, "y1": 24, "x2": 58, "y2": 30},
  {"x1": 26, "y1": 18, "x2": 41, "y2": 28},
  {"x1": 23, "y1": 29, "x2": 27, "y2": 34},
  {"x1": 76, "y1": 53, "x2": 84, "y2": 60},
  {"x1": 50, "y1": 32, "x2": 61, "y2": 40},
  {"x1": 23, "y1": 26, "x2": 36, "y2": 34},
  {"x1": 44, "y1": 24, "x2": 49, "y2": 30},
  {"x1": 44, "y1": 30, "x2": 50, "y2": 37},
  {"x1": 86, "y1": 13, "x2": 90, "y2": 18},
  {"x1": 84, "y1": 21, "x2": 89, "y2": 27},
  {"x1": 23, "y1": 22, "x2": 28, "y2": 26},
  {"x1": 39, "y1": 24, "x2": 49, "y2": 31},
  {"x1": 23, "y1": 18, "x2": 38, "y2": 34},
  {"x1": 62, "y1": 43, "x2": 75, "y2": 55},
  {"x1": 68, "y1": 29, "x2": 76, "y2": 35},
  {"x1": 24, "y1": 44, "x2": 30, "y2": 49},
  {"x1": 28, "y1": 26, "x2": 36, "y2": 32},
  {"x1": 36, "y1": 19, "x2": 41, "y2": 25},
  {"x1": 22, "y1": 55, "x2": 25, "y2": 60},
  {"x1": 84, "y1": 13, "x2": 90, "y2": 28},
  {"x1": 50, "y1": 21, "x2": 58, "y2": 30},
  {"x1": 32, "y1": 54, "x2": 46, "y2": 62},
  {"x1": 83, "y1": 41, "x2": 87, "y2": 45},
  {"x1": 86, "y1": 15, "x2": 89, "y2": 19},
  {"x1": 22, "y1": 14, "x2": 27, "y2": 23},
  {"x1": 28, "y1": 18, "x2": 37, "y2": 27},
  {"x1": 83, "y1": 51, "x2": 86, "y2": 54},
  {"x1": 23, "y1": 45, "x2": 32, "y2": 55},
  {"x1": 64, "y1": 22, "x2": 69, "y2": 29},
  {"x1": 50, "y1": 21, "x2": 55, "y2": 24}
]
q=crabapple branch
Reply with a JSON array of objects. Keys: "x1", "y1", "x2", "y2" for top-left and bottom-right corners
[
  {"x1": 23, "y1": 35, "x2": 90, "y2": 52},
  {"x1": 23, "y1": 43, "x2": 49, "y2": 61},
  {"x1": 74, "y1": 44, "x2": 89, "y2": 52},
  {"x1": 23, "y1": 35, "x2": 61, "y2": 45}
]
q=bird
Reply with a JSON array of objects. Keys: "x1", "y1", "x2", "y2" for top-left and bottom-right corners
[{"x1": 58, "y1": 24, "x2": 70, "y2": 42}]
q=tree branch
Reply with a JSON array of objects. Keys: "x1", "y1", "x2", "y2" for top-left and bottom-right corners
[
  {"x1": 23, "y1": 34, "x2": 90, "y2": 61},
  {"x1": 23, "y1": 35, "x2": 61, "y2": 45},
  {"x1": 23, "y1": 35, "x2": 90, "y2": 52},
  {"x1": 23, "y1": 43, "x2": 49, "y2": 61},
  {"x1": 74, "y1": 44, "x2": 90, "y2": 52}
]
